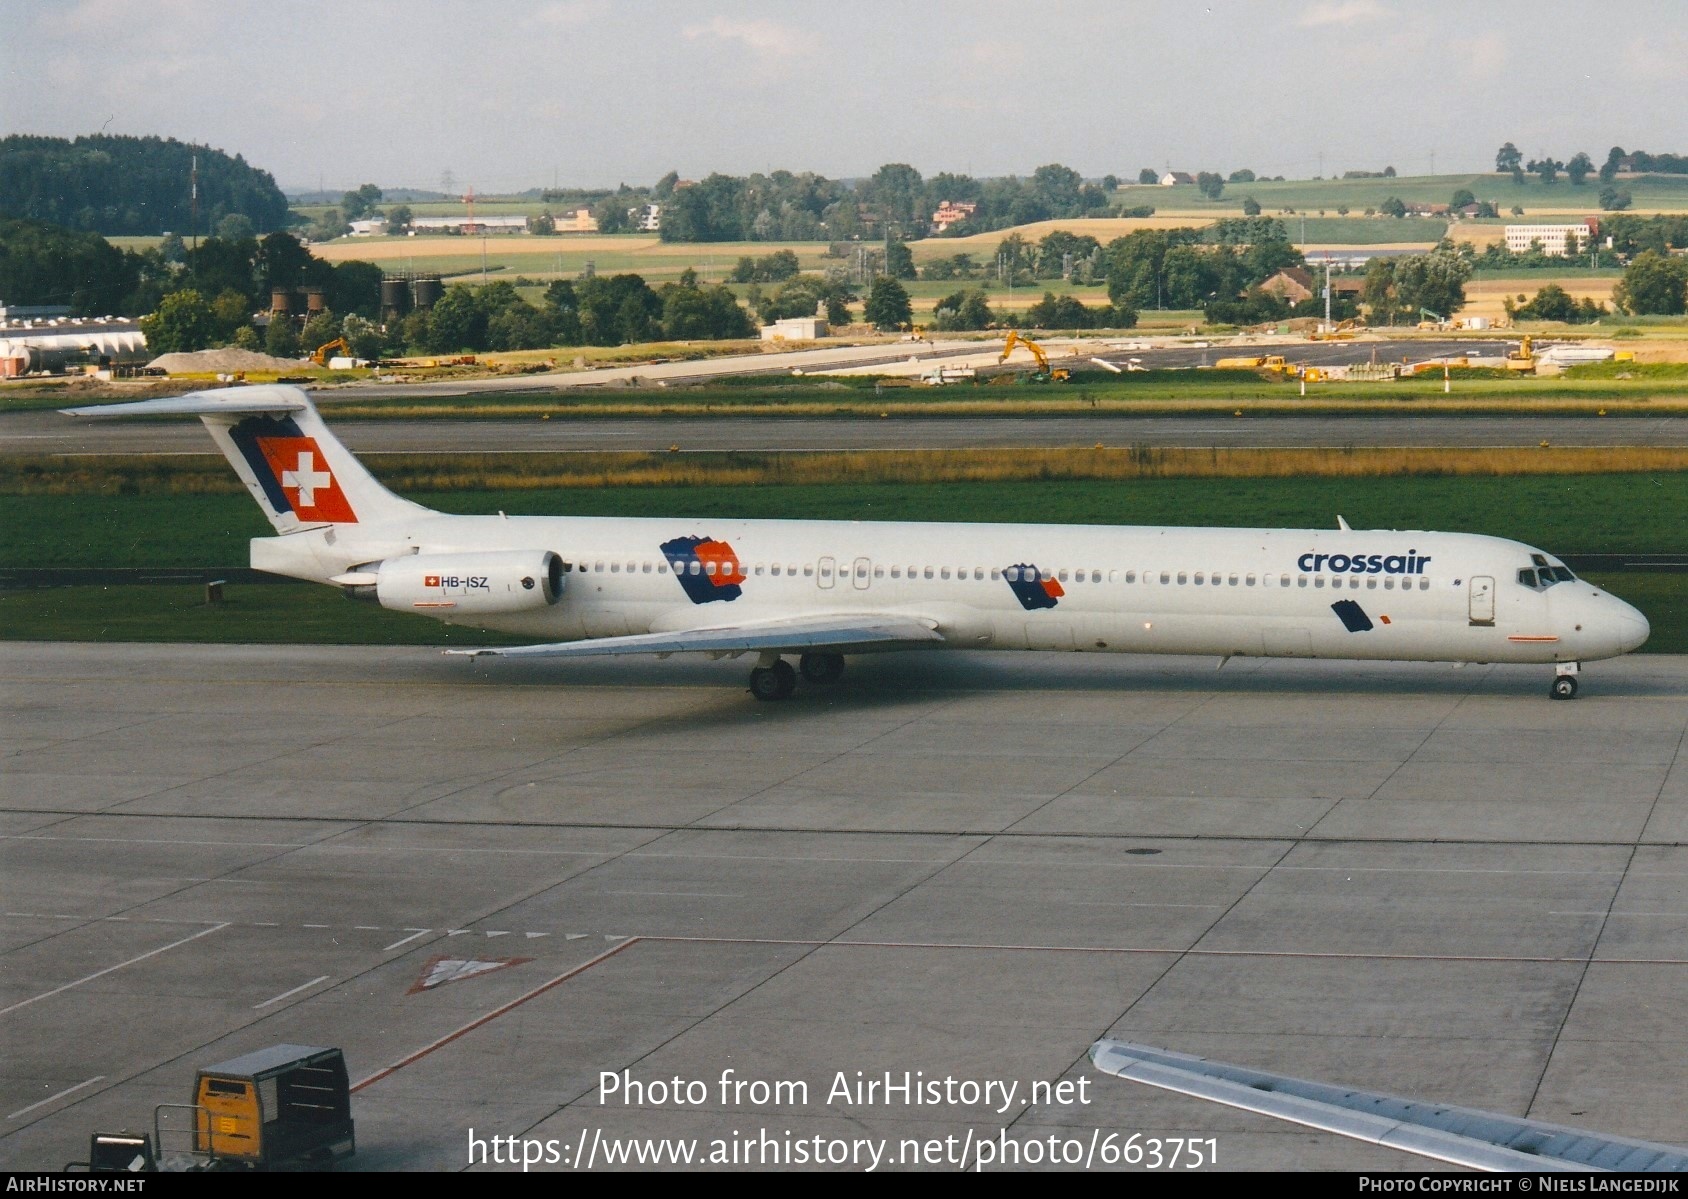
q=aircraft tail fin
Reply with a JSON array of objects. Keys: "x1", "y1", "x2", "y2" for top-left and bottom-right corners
[{"x1": 62, "y1": 384, "x2": 429, "y2": 533}]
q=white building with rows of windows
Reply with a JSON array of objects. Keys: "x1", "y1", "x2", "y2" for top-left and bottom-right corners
[{"x1": 1503, "y1": 220, "x2": 1599, "y2": 256}]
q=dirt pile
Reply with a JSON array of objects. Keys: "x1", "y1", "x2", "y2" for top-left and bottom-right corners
[{"x1": 147, "y1": 348, "x2": 308, "y2": 374}]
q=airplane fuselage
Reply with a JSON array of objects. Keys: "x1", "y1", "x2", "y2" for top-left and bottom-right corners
[{"x1": 254, "y1": 512, "x2": 1649, "y2": 667}]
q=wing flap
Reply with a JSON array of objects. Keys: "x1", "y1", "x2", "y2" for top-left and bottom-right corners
[{"x1": 447, "y1": 613, "x2": 944, "y2": 660}]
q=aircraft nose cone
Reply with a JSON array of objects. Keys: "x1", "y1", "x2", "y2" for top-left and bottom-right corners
[{"x1": 1619, "y1": 612, "x2": 1650, "y2": 654}]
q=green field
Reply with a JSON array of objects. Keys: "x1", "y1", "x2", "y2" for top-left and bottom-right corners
[{"x1": 5, "y1": 473, "x2": 1682, "y2": 568}]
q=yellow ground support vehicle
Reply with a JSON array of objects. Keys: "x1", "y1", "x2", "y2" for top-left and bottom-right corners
[
  {"x1": 1214, "y1": 354, "x2": 1291, "y2": 373},
  {"x1": 192, "y1": 1045, "x2": 355, "y2": 1168}
]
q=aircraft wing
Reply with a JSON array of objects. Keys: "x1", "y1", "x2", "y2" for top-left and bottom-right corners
[
  {"x1": 1089, "y1": 1040, "x2": 1688, "y2": 1172},
  {"x1": 446, "y1": 612, "x2": 944, "y2": 660}
]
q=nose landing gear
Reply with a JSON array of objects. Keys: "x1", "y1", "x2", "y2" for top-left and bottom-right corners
[{"x1": 1551, "y1": 662, "x2": 1579, "y2": 701}]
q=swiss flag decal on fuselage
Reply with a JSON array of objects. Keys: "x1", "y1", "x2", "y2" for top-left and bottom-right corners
[{"x1": 255, "y1": 436, "x2": 357, "y2": 523}]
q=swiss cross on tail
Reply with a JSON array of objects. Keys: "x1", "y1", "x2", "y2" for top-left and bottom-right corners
[
  {"x1": 1004, "y1": 562, "x2": 1063, "y2": 610},
  {"x1": 229, "y1": 416, "x2": 357, "y2": 523}
]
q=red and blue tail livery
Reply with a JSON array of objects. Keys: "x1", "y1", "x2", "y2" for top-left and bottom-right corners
[
  {"x1": 1005, "y1": 563, "x2": 1063, "y2": 610},
  {"x1": 661, "y1": 535, "x2": 745, "y2": 604},
  {"x1": 230, "y1": 415, "x2": 358, "y2": 524}
]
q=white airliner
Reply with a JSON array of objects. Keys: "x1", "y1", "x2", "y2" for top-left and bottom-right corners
[{"x1": 64, "y1": 385, "x2": 1649, "y2": 701}]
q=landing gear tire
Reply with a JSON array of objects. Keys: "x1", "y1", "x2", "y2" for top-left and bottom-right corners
[
  {"x1": 1550, "y1": 675, "x2": 1578, "y2": 701},
  {"x1": 799, "y1": 651, "x2": 846, "y2": 684},
  {"x1": 749, "y1": 659, "x2": 797, "y2": 701}
]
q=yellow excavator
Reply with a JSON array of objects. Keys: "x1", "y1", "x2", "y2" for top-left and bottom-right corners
[
  {"x1": 310, "y1": 336, "x2": 351, "y2": 367},
  {"x1": 998, "y1": 330, "x2": 1069, "y2": 382}
]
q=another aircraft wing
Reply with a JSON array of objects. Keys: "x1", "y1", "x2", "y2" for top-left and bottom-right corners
[
  {"x1": 1089, "y1": 1040, "x2": 1688, "y2": 1172},
  {"x1": 445, "y1": 612, "x2": 945, "y2": 660}
]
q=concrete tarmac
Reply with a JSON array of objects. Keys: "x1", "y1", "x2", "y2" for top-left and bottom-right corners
[{"x1": 3, "y1": 642, "x2": 1685, "y2": 1171}]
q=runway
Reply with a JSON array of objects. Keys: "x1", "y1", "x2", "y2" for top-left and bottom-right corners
[
  {"x1": 3, "y1": 642, "x2": 1685, "y2": 1171},
  {"x1": 7, "y1": 411, "x2": 1685, "y2": 455}
]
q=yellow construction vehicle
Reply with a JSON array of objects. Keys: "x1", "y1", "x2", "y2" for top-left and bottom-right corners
[
  {"x1": 1214, "y1": 354, "x2": 1292, "y2": 374},
  {"x1": 310, "y1": 337, "x2": 351, "y2": 367},
  {"x1": 1309, "y1": 319, "x2": 1362, "y2": 341},
  {"x1": 1506, "y1": 334, "x2": 1536, "y2": 372},
  {"x1": 998, "y1": 330, "x2": 1069, "y2": 382}
]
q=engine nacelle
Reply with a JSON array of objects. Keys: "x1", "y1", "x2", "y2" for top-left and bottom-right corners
[{"x1": 361, "y1": 550, "x2": 565, "y2": 615}]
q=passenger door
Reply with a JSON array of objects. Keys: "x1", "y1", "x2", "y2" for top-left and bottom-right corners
[{"x1": 1468, "y1": 575, "x2": 1495, "y2": 626}]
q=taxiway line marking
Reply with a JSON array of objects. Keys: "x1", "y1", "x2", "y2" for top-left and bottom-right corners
[
  {"x1": 351, "y1": 938, "x2": 640, "y2": 1093},
  {"x1": 7, "y1": 1076, "x2": 106, "y2": 1121},
  {"x1": 383, "y1": 929, "x2": 432, "y2": 952},
  {"x1": 0, "y1": 924, "x2": 229, "y2": 1018},
  {"x1": 254, "y1": 975, "x2": 331, "y2": 1009}
]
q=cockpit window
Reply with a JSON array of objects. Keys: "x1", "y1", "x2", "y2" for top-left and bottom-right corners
[
  {"x1": 1550, "y1": 566, "x2": 1575, "y2": 583},
  {"x1": 1518, "y1": 569, "x2": 1538, "y2": 588},
  {"x1": 1531, "y1": 554, "x2": 1549, "y2": 568}
]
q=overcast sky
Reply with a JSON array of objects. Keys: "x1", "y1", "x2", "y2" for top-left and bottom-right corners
[{"x1": 4, "y1": 0, "x2": 1685, "y2": 195}]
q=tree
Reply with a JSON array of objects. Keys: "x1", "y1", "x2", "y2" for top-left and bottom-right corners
[
  {"x1": 1025, "y1": 291, "x2": 1105, "y2": 330},
  {"x1": 1383, "y1": 165, "x2": 1396, "y2": 177},
  {"x1": 1228, "y1": 169, "x2": 1256, "y2": 184},
  {"x1": 1566, "y1": 152, "x2": 1594, "y2": 186},
  {"x1": 341, "y1": 313, "x2": 385, "y2": 360},
  {"x1": 885, "y1": 241, "x2": 917, "y2": 280},
  {"x1": 385, "y1": 204, "x2": 412, "y2": 235},
  {"x1": 428, "y1": 286, "x2": 489, "y2": 351},
  {"x1": 340, "y1": 184, "x2": 382, "y2": 222},
  {"x1": 591, "y1": 196, "x2": 631, "y2": 234},
  {"x1": 264, "y1": 314, "x2": 300, "y2": 358},
  {"x1": 300, "y1": 309, "x2": 342, "y2": 352},
  {"x1": 1101, "y1": 174, "x2": 1119, "y2": 192},
  {"x1": 1137, "y1": 168, "x2": 1157, "y2": 185},
  {"x1": 215, "y1": 213, "x2": 254, "y2": 241},
  {"x1": 1380, "y1": 196, "x2": 1407, "y2": 218},
  {"x1": 1361, "y1": 258, "x2": 1400, "y2": 325},
  {"x1": 1495, "y1": 142, "x2": 1522, "y2": 174},
  {"x1": 1600, "y1": 187, "x2": 1633, "y2": 212},
  {"x1": 1527, "y1": 157, "x2": 1563, "y2": 185},
  {"x1": 139, "y1": 289, "x2": 215, "y2": 353},
  {"x1": 930, "y1": 289, "x2": 993, "y2": 332},
  {"x1": 1450, "y1": 189, "x2": 1475, "y2": 209},
  {"x1": 1613, "y1": 251, "x2": 1688, "y2": 315},
  {"x1": 1196, "y1": 172, "x2": 1225, "y2": 200},
  {"x1": 1392, "y1": 248, "x2": 1471, "y2": 316},
  {"x1": 862, "y1": 277, "x2": 912, "y2": 330},
  {"x1": 528, "y1": 212, "x2": 556, "y2": 235},
  {"x1": 208, "y1": 288, "x2": 253, "y2": 343},
  {"x1": 1241, "y1": 196, "x2": 1261, "y2": 216},
  {"x1": 1599, "y1": 147, "x2": 1625, "y2": 184}
]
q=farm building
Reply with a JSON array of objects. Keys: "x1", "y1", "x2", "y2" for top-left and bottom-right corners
[
  {"x1": 410, "y1": 216, "x2": 528, "y2": 235},
  {"x1": 1159, "y1": 171, "x2": 1195, "y2": 186},
  {"x1": 1258, "y1": 267, "x2": 1315, "y2": 304},
  {"x1": 931, "y1": 200, "x2": 978, "y2": 231}
]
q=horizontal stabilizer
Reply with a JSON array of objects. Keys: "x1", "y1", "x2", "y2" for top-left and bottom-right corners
[
  {"x1": 448, "y1": 613, "x2": 944, "y2": 660},
  {"x1": 61, "y1": 385, "x2": 310, "y2": 419},
  {"x1": 1090, "y1": 1040, "x2": 1688, "y2": 1172}
]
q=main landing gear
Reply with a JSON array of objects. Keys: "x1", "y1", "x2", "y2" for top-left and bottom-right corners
[
  {"x1": 749, "y1": 652, "x2": 846, "y2": 701},
  {"x1": 1550, "y1": 662, "x2": 1580, "y2": 701}
]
